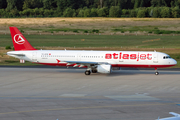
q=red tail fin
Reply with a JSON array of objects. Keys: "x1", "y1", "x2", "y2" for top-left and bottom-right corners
[{"x1": 9, "y1": 27, "x2": 36, "y2": 51}]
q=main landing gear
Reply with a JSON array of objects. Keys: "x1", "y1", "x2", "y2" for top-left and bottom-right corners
[
  {"x1": 85, "y1": 70, "x2": 91, "y2": 75},
  {"x1": 155, "y1": 68, "x2": 159, "y2": 75},
  {"x1": 92, "y1": 70, "x2": 97, "y2": 73},
  {"x1": 85, "y1": 68, "x2": 97, "y2": 75}
]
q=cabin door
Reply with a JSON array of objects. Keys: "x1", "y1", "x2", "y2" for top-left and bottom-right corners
[{"x1": 153, "y1": 53, "x2": 158, "y2": 63}]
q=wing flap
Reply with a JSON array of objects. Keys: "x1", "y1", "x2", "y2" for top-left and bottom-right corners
[
  {"x1": 63, "y1": 61, "x2": 108, "y2": 65},
  {"x1": 62, "y1": 61, "x2": 109, "y2": 67}
]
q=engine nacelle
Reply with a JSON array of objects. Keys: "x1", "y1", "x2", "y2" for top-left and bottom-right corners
[{"x1": 97, "y1": 64, "x2": 112, "y2": 73}]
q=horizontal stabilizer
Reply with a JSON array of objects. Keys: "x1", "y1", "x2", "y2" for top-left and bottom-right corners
[{"x1": 7, "y1": 53, "x2": 25, "y2": 57}]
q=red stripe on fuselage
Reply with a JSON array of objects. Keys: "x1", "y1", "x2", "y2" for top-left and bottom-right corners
[
  {"x1": 38, "y1": 63, "x2": 176, "y2": 68},
  {"x1": 111, "y1": 64, "x2": 176, "y2": 68}
]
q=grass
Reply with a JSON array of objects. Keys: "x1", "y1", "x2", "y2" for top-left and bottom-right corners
[
  {"x1": 2, "y1": 18, "x2": 180, "y2": 35},
  {"x1": 36, "y1": 28, "x2": 100, "y2": 33},
  {"x1": 43, "y1": 28, "x2": 84, "y2": 33},
  {"x1": 1, "y1": 34, "x2": 180, "y2": 48},
  {"x1": 112, "y1": 26, "x2": 180, "y2": 34}
]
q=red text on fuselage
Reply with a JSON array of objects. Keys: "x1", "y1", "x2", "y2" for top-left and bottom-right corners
[{"x1": 105, "y1": 52, "x2": 152, "y2": 61}]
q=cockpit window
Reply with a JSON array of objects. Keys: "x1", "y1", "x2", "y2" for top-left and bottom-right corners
[{"x1": 163, "y1": 56, "x2": 171, "y2": 59}]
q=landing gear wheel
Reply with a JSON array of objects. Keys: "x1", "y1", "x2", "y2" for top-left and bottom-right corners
[
  {"x1": 155, "y1": 72, "x2": 159, "y2": 75},
  {"x1": 85, "y1": 70, "x2": 91, "y2": 75},
  {"x1": 154, "y1": 68, "x2": 159, "y2": 75}
]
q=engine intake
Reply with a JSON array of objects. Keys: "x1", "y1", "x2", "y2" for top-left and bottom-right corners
[{"x1": 97, "y1": 64, "x2": 111, "y2": 73}]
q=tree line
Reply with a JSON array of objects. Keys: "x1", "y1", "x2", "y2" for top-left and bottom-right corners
[{"x1": 0, "y1": 0, "x2": 180, "y2": 18}]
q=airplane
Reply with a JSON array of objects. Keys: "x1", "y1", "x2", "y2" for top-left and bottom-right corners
[
  {"x1": 7, "y1": 27, "x2": 177, "y2": 75},
  {"x1": 156, "y1": 112, "x2": 180, "y2": 120}
]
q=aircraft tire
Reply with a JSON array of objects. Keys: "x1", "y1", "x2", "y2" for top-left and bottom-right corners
[
  {"x1": 85, "y1": 70, "x2": 91, "y2": 75},
  {"x1": 155, "y1": 72, "x2": 159, "y2": 75}
]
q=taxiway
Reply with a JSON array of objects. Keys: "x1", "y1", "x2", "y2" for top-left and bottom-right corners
[{"x1": 0, "y1": 67, "x2": 180, "y2": 120}]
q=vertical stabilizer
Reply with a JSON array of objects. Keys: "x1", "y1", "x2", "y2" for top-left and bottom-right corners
[{"x1": 9, "y1": 27, "x2": 36, "y2": 51}]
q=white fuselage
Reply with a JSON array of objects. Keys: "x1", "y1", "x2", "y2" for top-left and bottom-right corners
[{"x1": 7, "y1": 50, "x2": 177, "y2": 68}]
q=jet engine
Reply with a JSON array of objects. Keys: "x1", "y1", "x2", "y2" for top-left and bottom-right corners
[{"x1": 97, "y1": 64, "x2": 112, "y2": 73}]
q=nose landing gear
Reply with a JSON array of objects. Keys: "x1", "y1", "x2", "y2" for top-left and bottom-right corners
[{"x1": 155, "y1": 68, "x2": 159, "y2": 75}]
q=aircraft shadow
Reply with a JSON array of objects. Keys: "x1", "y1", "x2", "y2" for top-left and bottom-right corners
[{"x1": 55, "y1": 69, "x2": 180, "y2": 77}]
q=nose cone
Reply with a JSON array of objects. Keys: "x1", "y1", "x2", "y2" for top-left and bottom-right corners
[{"x1": 171, "y1": 59, "x2": 177, "y2": 65}]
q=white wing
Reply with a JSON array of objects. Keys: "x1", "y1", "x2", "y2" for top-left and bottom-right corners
[
  {"x1": 169, "y1": 112, "x2": 180, "y2": 117},
  {"x1": 62, "y1": 61, "x2": 109, "y2": 67}
]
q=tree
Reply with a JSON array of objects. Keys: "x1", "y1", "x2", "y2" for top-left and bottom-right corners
[
  {"x1": 34, "y1": 8, "x2": 39, "y2": 16},
  {"x1": 140, "y1": 0, "x2": 144, "y2": 7},
  {"x1": 175, "y1": 0, "x2": 180, "y2": 7},
  {"x1": 44, "y1": 9, "x2": 53, "y2": 17},
  {"x1": 0, "y1": 9, "x2": 5, "y2": 17},
  {"x1": 38, "y1": 8, "x2": 44, "y2": 16},
  {"x1": 84, "y1": 0, "x2": 94, "y2": 8},
  {"x1": 134, "y1": 0, "x2": 140, "y2": 9},
  {"x1": 137, "y1": 9, "x2": 146, "y2": 18},
  {"x1": 20, "y1": 8, "x2": 31, "y2": 16},
  {"x1": 130, "y1": 9, "x2": 137, "y2": 17},
  {"x1": 144, "y1": 0, "x2": 151, "y2": 7},
  {"x1": 92, "y1": 0, "x2": 100, "y2": 8},
  {"x1": 6, "y1": 0, "x2": 17, "y2": 11},
  {"x1": 97, "y1": 7, "x2": 107, "y2": 17},
  {"x1": 23, "y1": 0, "x2": 30, "y2": 10},
  {"x1": 63, "y1": 7, "x2": 75, "y2": 17},
  {"x1": 0, "y1": 0, "x2": 7, "y2": 9},
  {"x1": 90, "y1": 8, "x2": 98, "y2": 17},
  {"x1": 0, "y1": 0, "x2": 179, "y2": 18},
  {"x1": 122, "y1": 9, "x2": 130, "y2": 16},
  {"x1": 109, "y1": 6, "x2": 121, "y2": 17},
  {"x1": 43, "y1": 0, "x2": 57, "y2": 9},
  {"x1": 77, "y1": 8, "x2": 84, "y2": 17},
  {"x1": 9, "y1": 8, "x2": 19, "y2": 17},
  {"x1": 151, "y1": 0, "x2": 167, "y2": 7},
  {"x1": 152, "y1": 7, "x2": 160, "y2": 18},
  {"x1": 160, "y1": 7, "x2": 171, "y2": 18},
  {"x1": 57, "y1": 0, "x2": 68, "y2": 11},
  {"x1": 171, "y1": 6, "x2": 180, "y2": 18},
  {"x1": 57, "y1": 0, "x2": 85, "y2": 11},
  {"x1": 23, "y1": 0, "x2": 43, "y2": 10},
  {"x1": 84, "y1": 8, "x2": 91, "y2": 17},
  {"x1": 100, "y1": 0, "x2": 103, "y2": 8},
  {"x1": 6, "y1": 0, "x2": 23, "y2": 11}
]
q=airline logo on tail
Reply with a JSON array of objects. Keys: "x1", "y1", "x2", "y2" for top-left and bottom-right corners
[{"x1": 14, "y1": 34, "x2": 25, "y2": 44}]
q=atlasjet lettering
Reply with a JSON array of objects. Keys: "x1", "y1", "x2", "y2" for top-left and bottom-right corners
[{"x1": 105, "y1": 52, "x2": 152, "y2": 61}]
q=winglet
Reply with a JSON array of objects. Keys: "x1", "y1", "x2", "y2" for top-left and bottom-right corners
[{"x1": 9, "y1": 27, "x2": 36, "y2": 51}]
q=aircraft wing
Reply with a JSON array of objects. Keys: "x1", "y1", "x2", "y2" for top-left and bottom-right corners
[
  {"x1": 169, "y1": 112, "x2": 180, "y2": 117},
  {"x1": 64, "y1": 61, "x2": 108, "y2": 65},
  {"x1": 157, "y1": 112, "x2": 180, "y2": 120},
  {"x1": 62, "y1": 61, "x2": 109, "y2": 67}
]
